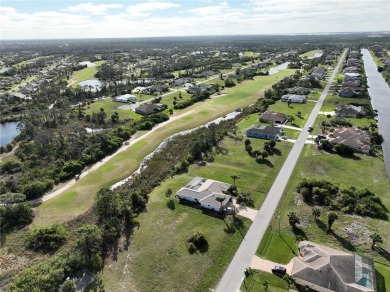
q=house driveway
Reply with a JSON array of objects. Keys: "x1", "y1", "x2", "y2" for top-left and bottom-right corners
[
  {"x1": 319, "y1": 111, "x2": 335, "y2": 116},
  {"x1": 250, "y1": 255, "x2": 294, "y2": 275},
  {"x1": 232, "y1": 200, "x2": 258, "y2": 221}
]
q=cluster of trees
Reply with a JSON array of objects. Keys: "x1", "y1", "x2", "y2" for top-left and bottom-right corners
[
  {"x1": 244, "y1": 138, "x2": 277, "y2": 163},
  {"x1": 296, "y1": 179, "x2": 388, "y2": 219},
  {"x1": 173, "y1": 91, "x2": 211, "y2": 110}
]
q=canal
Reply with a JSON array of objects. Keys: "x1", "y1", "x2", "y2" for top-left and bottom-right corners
[{"x1": 361, "y1": 48, "x2": 390, "y2": 177}]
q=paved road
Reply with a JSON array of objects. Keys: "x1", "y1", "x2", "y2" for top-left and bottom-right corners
[{"x1": 216, "y1": 49, "x2": 348, "y2": 292}]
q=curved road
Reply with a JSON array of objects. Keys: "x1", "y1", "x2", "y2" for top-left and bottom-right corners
[{"x1": 216, "y1": 48, "x2": 348, "y2": 292}]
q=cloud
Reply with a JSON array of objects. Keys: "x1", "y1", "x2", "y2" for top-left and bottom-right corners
[
  {"x1": 64, "y1": 2, "x2": 122, "y2": 15},
  {"x1": 126, "y1": 1, "x2": 180, "y2": 17}
]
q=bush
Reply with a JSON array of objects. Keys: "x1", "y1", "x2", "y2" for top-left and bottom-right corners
[
  {"x1": 186, "y1": 231, "x2": 208, "y2": 253},
  {"x1": 23, "y1": 180, "x2": 54, "y2": 200},
  {"x1": 28, "y1": 223, "x2": 67, "y2": 252},
  {"x1": 0, "y1": 160, "x2": 22, "y2": 174},
  {"x1": 0, "y1": 202, "x2": 34, "y2": 231}
]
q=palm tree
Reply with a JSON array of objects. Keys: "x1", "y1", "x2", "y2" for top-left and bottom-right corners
[
  {"x1": 231, "y1": 174, "x2": 239, "y2": 186},
  {"x1": 327, "y1": 212, "x2": 338, "y2": 231},
  {"x1": 215, "y1": 197, "x2": 225, "y2": 211},
  {"x1": 288, "y1": 211, "x2": 300, "y2": 228},
  {"x1": 370, "y1": 232, "x2": 383, "y2": 249},
  {"x1": 312, "y1": 207, "x2": 321, "y2": 220}
]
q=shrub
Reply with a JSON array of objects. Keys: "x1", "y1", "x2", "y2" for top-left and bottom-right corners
[
  {"x1": 28, "y1": 223, "x2": 68, "y2": 252},
  {"x1": 0, "y1": 161, "x2": 22, "y2": 174},
  {"x1": 0, "y1": 202, "x2": 34, "y2": 231},
  {"x1": 186, "y1": 231, "x2": 208, "y2": 253}
]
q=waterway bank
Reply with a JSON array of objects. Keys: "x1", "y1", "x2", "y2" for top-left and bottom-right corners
[{"x1": 361, "y1": 48, "x2": 390, "y2": 177}]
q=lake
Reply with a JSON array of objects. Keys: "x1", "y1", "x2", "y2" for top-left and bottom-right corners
[
  {"x1": 0, "y1": 121, "x2": 20, "y2": 146},
  {"x1": 361, "y1": 48, "x2": 390, "y2": 177},
  {"x1": 268, "y1": 62, "x2": 291, "y2": 75},
  {"x1": 78, "y1": 79, "x2": 103, "y2": 91}
]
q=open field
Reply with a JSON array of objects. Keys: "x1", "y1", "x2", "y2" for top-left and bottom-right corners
[
  {"x1": 257, "y1": 144, "x2": 390, "y2": 290},
  {"x1": 69, "y1": 60, "x2": 105, "y2": 87},
  {"x1": 100, "y1": 111, "x2": 293, "y2": 291},
  {"x1": 100, "y1": 176, "x2": 251, "y2": 292},
  {"x1": 84, "y1": 98, "x2": 142, "y2": 121},
  {"x1": 34, "y1": 69, "x2": 295, "y2": 225},
  {"x1": 299, "y1": 50, "x2": 323, "y2": 58}
]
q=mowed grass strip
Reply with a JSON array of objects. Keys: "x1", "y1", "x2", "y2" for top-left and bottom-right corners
[
  {"x1": 257, "y1": 144, "x2": 390, "y2": 283},
  {"x1": 34, "y1": 69, "x2": 295, "y2": 225}
]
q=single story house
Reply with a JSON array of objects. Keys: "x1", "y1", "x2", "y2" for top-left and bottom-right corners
[
  {"x1": 328, "y1": 127, "x2": 371, "y2": 154},
  {"x1": 339, "y1": 87, "x2": 364, "y2": 98},
  {"x1": 132, "y1": 86, "x2": 147, "y2": 94},
  {"x1": 146, "y1": 84, "x2": 169, "y2": 94},
  {"x1": 344, "y1": 66, "x2": 360, "y2": 73},
  {"x1": 335, "y1": 105, "x2": 365, "y2": 118},
  {"x1": 289, "y1": 87, "x2": 311, "y2": 95},
  {"x1": 281, "y1": 94, "x2": 306, "y2": 103},
  {"x1": 135, "y1": 103, "x2": 166, "y2": 115},
  {"x1": 113, "y1": 94, "x2": 136, "y2": 103},
  {"x1": 259, "y1": 110, "x2": 287, "y2": 124},
  {"x1": 310, "y1": 67, "x2": 326, "y2": 79},
  {"x1": 171, "y1": 77, "x2": 194, "y2": 86},
  {"x1": 347, "y1": 58, "x2": 360, "y2": 67},
  {"x1": 187, "y1": 84, "x2": 213, "y2": 94},
  {"x1": 232, "y1": 63, "x2": 242, "y2": 67},
  {"x1": 176, "y1": 177, "x2": 231, "y2": 212},
  {"x1": 292, "y1": 241, "x2": 376, "y2": 292},
  {"x1": 245, "y1": 125, "x2": 281, "y2": 140},
  {"x1": 342, "y1": 80, "x2": 361, "y2": 87}
]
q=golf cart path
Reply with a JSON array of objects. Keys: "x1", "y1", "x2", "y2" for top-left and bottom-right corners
[{"x1": 32, "y1": 110, "x2": 195, "y2": 204}]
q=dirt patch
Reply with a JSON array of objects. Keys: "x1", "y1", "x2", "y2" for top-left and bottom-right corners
[{"x1": 342, "y1": 221, "x2": 371, "y2": 245}]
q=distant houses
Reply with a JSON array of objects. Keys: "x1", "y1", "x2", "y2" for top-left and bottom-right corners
[
  {"x1": 259, "y1": 110, "x2": 287, "y2": 124},
  {"x1": 245, "y1": 125, "x2": 281, "y2": 140},
  {"x1": 176, "y1": 177, "x2": 232, "y2": 212}
]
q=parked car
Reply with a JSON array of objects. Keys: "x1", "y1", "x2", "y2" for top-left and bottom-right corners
[
  {"x1": 308, "y1": 126, "x2": 313, "y2": 132},
  {"x1": 75, "y1": 174, "x2": 80, "y2": 181},
  {"x1": 271, "y1": 266, "x2": 286, "y2": 276}
]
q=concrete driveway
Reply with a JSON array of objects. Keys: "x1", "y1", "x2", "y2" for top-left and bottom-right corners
[
  {"x1": 233, "y1": 200, "x2": 258, "y2": 221},
  {"x1": 250, "y1": 255, "x2": 294, "y2": 275}
]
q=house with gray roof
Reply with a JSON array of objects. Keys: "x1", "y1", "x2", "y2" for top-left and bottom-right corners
[
  {"x1": 328, "y1": 127, "x2": 371, "y2": 154},
  {"x1": 292, "y1": 241, "x2": 376, "y2": 292},
  {"x1": 335, "y1": 105, "x2": 365, "y2": 118},
  {"x1": 176, "y1": 177, "x2": 231, "y2": 212},
  {"x1": 259, "y1": 110, "x2": 287, "y2": 124},
  {"x1": 245, "y1": 125, "x2": 281, "y2": 140}
]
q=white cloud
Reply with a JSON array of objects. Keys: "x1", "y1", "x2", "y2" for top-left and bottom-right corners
[
  {"x1": 64, "y1": 2, "x2": 122, "y2": 15},
  {"x1": 126, "y1": 1, "x2": 180, "y2": 17}
]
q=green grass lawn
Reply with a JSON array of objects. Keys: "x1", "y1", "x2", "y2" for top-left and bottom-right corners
[
  {"x1": 69, "y1": 60, "x2": 105, "y2": 87},
  {"x1": 84, "y1": 98, "x2": 141, "y2": 121},
  {"x1": 34, "y1": 69, "x2": 296, "y2": 225},
  {"x1": 268, "y1": 100, "x2": 315, "y2": 128},
  {"x1": 240, "y1": 270, "x2": 297, "y2": 292},
  {"x1": 100, "y1": 174, "x2": 251, "y2": 292},
  {"x1": 257, "y1": 144, "x2": 390, "y2": 286},
  {"x1": 299, "y1": 50, "x2": 323, "y2": 58}
]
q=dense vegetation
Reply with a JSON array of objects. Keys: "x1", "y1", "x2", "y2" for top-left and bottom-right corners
[{"x1": 296, "y1": 179, "x2": 388, "y2": 219}]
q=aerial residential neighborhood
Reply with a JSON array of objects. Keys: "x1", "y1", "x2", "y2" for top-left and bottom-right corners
[{"x1": 0, "y1": 1, "x2": 389, "y2": 292}]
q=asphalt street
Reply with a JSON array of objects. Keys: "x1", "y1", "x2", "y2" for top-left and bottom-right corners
[{"x1": 216, "y1": 48, "x2": 348, "y2": 292}]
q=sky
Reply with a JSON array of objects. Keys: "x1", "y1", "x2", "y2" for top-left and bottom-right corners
[{"x1": 0, "y1": 0, "x2": 389, "y2": 40}]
